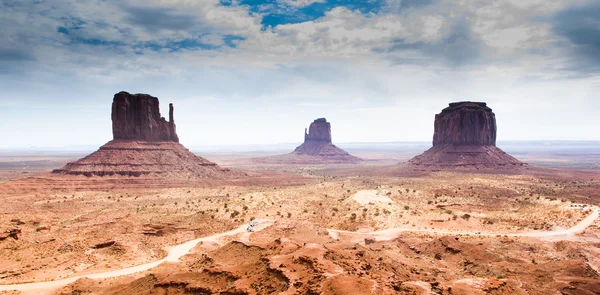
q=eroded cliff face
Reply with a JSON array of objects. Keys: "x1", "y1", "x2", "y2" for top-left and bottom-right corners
[
  {"x1": 432, "y1": 102, "x2": 496, "y2": 146},
  {"x1": 409, "y1": 101, "x2": 525, "y2": 169},
  {"x1": 52, "y1": 91, "x2": 240, "y2": 178},
  {"x1": 296, "y1": 118, "x2": 344, "y2": 156},
  {"x1": 304, "y1": 118, "x2": 332, "y2": 143},
  {"x1": 257, "y1": 118, "x2": 362, "y2": 164},
  {"x1": 111, "y1": 92, "x2": 179, "y2": 142}
]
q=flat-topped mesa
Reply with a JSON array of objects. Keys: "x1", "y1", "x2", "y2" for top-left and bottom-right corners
[
  {"x1": 304, "y1": 118, "x2": 332, "y2": 143},
  {"x1": 112, "y1": 91, "x2": 179, "y2": 142},
  {"x1": 408, "y1": 101, "x2": 525, "y2": 169},
  {"x1": 433, "y1": 101, "x2": 496, "y2": 146}
]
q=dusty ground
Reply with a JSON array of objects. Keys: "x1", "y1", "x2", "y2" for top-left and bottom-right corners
[{"x1": 0, "y1": 151, "x2": 599, "y2": 294}]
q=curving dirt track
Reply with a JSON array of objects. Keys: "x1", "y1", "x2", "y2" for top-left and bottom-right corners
[
  {"x1": 327, "y1": 208, "x2": 599, "y2": 241},
  {"x1": 0, "y1": 220, "x2": 275, "y2": 295},
  {"x1": 1, "y1": 208, "x2": 597, "y2": 295}
]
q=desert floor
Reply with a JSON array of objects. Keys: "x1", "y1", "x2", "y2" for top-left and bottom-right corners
[{"x1": 0, "y1": 150, "x2": 599, "y2": 294}]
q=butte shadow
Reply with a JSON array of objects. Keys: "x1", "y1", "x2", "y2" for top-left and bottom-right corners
[
  {"x1": 408, "y1": 101, "x2": 526, "y2": 170},
  {"x1": 52, "y1": 91, "x2": 238, "y2": 178},
  {"x1": 254, "y1": 118, "x2": 363, "y2": 165}
]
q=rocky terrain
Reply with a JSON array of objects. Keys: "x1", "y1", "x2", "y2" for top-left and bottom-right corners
[
  {"x1": 409, "y1": 102, "x2": 525, "y2": 169},
  {"x1": 1, "y1": 166, "x2": 599, "y2": 295},
  {"x1": 52, "y1": 92, "x2": 237, "y2": 178},
  {"x1": 256, "y1": 118, "x2": 362, "y2": 164},
  {"x1": 1, "y1": 99, "x2": 599, "y2": 295}
]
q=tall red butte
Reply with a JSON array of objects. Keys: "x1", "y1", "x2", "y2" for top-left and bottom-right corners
[
  {"x1": 409, "y1": 102, "x2": 525, "y2": 169},
  {"x1": 52, "y1": 92, "x2": 234, "y2": 178}
]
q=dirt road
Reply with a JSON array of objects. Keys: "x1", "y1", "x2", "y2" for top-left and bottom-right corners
[
  {"x1": 0, "y1": 219, "x2": 274, "y2": 295},
  {"x1": 327, "y1": 208, "x2": 599, "y2": 241},
  {"x1": 2, "y1": 208, "x2": 597, "y2": 295}
]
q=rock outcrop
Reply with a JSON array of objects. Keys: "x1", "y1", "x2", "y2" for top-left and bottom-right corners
[
  {"x1": 0, "y1": 228, "x2": 21, "y2": 241},
  {"x1": 112, "y1": 92, "x2": 179, "y2": 142},
  {"x1": 433, "y1": 102, "x2": 495, "y2": 146},
  {"x1": 304, "y1": 118, "x2": 332, "y2": 143},
  {"x1": 409, "y1": 102, "x2": 524, "y2": 169},
  {"x1": 52, "y1": 91, "x2": 237, "y2": 178},
  {"x1": 256, "y1": 118, "x2": 362, "y2": 164}
]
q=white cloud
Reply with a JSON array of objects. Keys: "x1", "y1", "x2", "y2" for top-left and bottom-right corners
[
  {"x1": 1, "y1": 0, "x2": 600, "y2": 147},
  {"x1": 278, "y1": 0, "x2": 325, "y2": 8}
]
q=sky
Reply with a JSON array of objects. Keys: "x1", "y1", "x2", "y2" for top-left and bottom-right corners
[{"x1": 1, "y1": 0, "x2": 599, "y2": 148}]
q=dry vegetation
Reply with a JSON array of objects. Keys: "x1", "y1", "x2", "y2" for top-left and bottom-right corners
[{"x1": 0, "y1": 154, "x2": 599, "y2": 294}]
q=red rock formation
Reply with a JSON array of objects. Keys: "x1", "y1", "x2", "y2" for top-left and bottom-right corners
[
  {"x1": 433, "y1": 102, "x2": 496, "y2": 146},
  {"x1": 0, "y1": 228, "x2": 21, "y2": 241},
  {"x1": 257, "y1": 118, "x2": 362, "y2": 164},
  {"x1": 304, "y1": 118, "x2": 332, "y2": 143},
  {"x1": 51, "y1": 140, "x2": 232, "y2": 177},
  {"x1": 409, "y1": 102, "x2": 524, "y2": 169},
  {"x1": 112, "y1": 92, "x2": 179, "y2": 142},
  {"x1": 52, "y1": 92, "x2": 238, "y2": 178}
]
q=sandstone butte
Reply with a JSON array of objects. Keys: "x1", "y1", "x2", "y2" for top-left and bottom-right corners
[
  {"x1": 409, "y1": 101, "x2": 525, "y2": 169},
  {"x1": 257, "y1": 118, "x2": 362, "y2": 164},
  {"x1": 52, "y1": 92, "x2": 236, "y2": 178}
]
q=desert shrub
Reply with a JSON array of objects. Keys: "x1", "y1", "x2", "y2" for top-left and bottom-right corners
[{"x1": 230, "y1": 210, "x2": 240, "y2": 218}]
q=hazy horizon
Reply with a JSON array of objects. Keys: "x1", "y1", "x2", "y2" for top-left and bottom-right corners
[
  {"x1": 1, "y1": 0, "x2": 599, "y2": 148},
  {"x1": 2, "y1": 140, "x2": 600, "y2": 153}
]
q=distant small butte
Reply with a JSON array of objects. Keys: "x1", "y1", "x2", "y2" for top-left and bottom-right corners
[{"x1": 254, "y1": 118, "x2": 363, "y2": 164}]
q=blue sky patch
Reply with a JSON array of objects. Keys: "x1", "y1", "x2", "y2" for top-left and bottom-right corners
[
  {"x1": 223, "y1": 35, "x2": 246, "y2": 48},
  {"x1": 56, "y1": 26, "x2": 125, "y2": 47},
  {"x1": 142, "y1": 35, "x2": 246, "y2": 52},
  {"x1": 221, "y1": 0, "x2": 385, "y2": 29},
  {"x1": 58, "y1": 25, "x2": 245, "y2": 53}
]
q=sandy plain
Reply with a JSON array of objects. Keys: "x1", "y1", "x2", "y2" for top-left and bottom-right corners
[{"x1": 0, "y1": 146, "x2": 599, "y2": 294}]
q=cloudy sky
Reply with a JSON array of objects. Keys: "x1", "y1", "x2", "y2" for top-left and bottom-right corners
[{"x1": 1, "y1": 0, "x2": 599, "y2": 148}]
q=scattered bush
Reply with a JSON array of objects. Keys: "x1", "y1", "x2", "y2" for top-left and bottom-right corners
[{"x1": 230, "y1": 210, "x2": 240, "y2": 218}]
